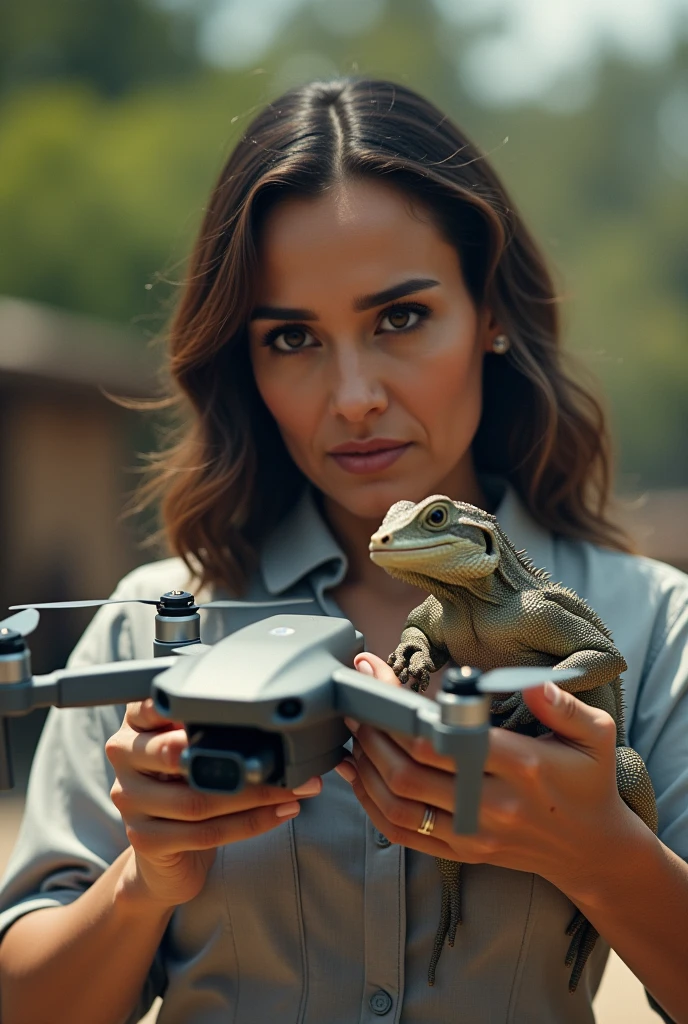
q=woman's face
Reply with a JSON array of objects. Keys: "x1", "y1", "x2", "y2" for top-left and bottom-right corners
[{"x1": 249, "y1": 178, "x2": 498, "y2": 523}]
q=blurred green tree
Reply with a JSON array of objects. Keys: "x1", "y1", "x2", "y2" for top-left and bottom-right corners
[
  {"x1": 0, "y1": 0, "x2": 201, "y2": 98},
  {"x1": 0, "y1": 0, "x2": 685, "y2": 488}
]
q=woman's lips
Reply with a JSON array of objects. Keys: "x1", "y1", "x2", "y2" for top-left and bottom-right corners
[{"x1": 329, "y1": 443, "x2": 412, "y2": 475}]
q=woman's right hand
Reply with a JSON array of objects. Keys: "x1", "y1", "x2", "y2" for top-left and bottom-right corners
[{"x1": 105, "y1": 698, "x2": 321, "y2": 909}]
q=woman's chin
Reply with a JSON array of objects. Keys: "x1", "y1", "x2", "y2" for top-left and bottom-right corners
[{"x1": 322, "y1": 476, "x2": 435, "y2": 524}]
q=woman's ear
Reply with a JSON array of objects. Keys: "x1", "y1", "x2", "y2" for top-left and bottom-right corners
[{"x1": 479, "y1": 308, "x2": 504, "y2": 354}]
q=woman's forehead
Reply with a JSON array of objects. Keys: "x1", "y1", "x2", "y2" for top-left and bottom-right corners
[{"x1": 255, "y1": 178, "x2": 462, "y2": 303}]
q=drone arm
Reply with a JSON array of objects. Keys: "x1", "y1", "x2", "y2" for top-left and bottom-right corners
[
  {"x1": 331, "y1": 666, "x2": 432, "y2": 736},
  {"x1": 332, "y1": 666, "x2": 489, "y2": 835},
  {"x1": 32, "y1": 657, "x2": 177, "y2": 710},
  {"x1": 0, "y1": 658, "x2": 177, "y2": 790}
]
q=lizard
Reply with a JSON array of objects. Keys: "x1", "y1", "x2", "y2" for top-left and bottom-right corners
[{"x1": 368, "y1": 494, "x2": 658, "y2": 992}]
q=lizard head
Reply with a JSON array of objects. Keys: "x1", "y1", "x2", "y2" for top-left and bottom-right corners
[{"x1": 369, "y1": 495, "x2": 500, "y2": 584}]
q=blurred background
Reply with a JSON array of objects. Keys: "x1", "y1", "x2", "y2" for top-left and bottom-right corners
[{"x1": 0, "y1": 0, "x2": 686, "y2": 1019}]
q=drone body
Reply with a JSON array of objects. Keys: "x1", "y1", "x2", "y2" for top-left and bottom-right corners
[{"x1": 0, "y1": 593, "x2": 578, "y2": 834}]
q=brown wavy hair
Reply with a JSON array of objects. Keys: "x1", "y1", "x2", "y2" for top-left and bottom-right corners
[{"x1": 140, "y1": 77, "x2": 632, "y2": 593}]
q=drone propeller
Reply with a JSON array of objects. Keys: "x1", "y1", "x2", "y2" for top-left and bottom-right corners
[
  {"x1": 172, "y1": 644, "x2": 214, "y2": 657},
  {"x1": 10, "y1": 597, "x2": 313, "y2": 612},
  {"x1": 0, "y1": 608, "x2": 40, "y2": 638},
  {"x1": 201, "y1": 599, "x2": 313, "y2": 610},
  {"x1": 447, "y1": 665, "x2": 583, "y2": 695}
]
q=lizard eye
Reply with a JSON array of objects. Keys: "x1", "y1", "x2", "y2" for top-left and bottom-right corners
[{"x1": 425, "y1": 505, "x2": 448, "y2": 529}]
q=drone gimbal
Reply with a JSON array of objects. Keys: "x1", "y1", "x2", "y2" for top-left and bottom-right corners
[{"x1": 0, "y1": 592, "x2": 580, "y2": 834}]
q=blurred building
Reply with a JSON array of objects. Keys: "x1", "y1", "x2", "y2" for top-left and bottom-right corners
[
  {"x1": 0, "y1": 296, "x2": 158, "y2": 782},
  {"x1": 621, "y1": 491, "x2": 688, "y2": 575}
]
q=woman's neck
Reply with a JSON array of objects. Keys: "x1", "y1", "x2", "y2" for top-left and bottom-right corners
[{"x1": 321, "y1": 468, "x2": 489, "y2": 596}]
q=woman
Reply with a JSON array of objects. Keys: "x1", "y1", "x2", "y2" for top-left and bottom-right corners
[{"x1": 0, "y1": 78, "x2": 687, "y2": 1024}]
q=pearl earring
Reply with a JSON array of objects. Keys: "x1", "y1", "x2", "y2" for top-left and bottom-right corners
[{"x1": 492, "y1": 334, "x2": 510, "y2": 355}]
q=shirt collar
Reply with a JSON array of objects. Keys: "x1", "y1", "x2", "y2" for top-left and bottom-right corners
[
  {"x1": 492, "y1": 483, "x2": 556, "y2": 577},
  {"x1": 259, "y1": 481, "x2": 557, "y2": 597},
  {"x1": 260, "y1": 488, "x2": 348, "y2": 595}
]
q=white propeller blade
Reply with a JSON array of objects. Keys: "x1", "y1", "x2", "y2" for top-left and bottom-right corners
[
  {"x1": 172, "y1": 644, "x2": 214, "y2": 656},
  {"x1": 0, "y1": 608, "x2": 40, "y2": 637},
  {"x1": 10, "y1": 599, "x2": 159, "y2": 610},
  {"x1": 10, "y1": 597, "x2": 313, "y2": 612},
  {"x1": 200, "y1": 598, "x2": 313, "y2": 609},
  {"x1": 478, "y1": 666, "x2": 583, "y2": 694}
]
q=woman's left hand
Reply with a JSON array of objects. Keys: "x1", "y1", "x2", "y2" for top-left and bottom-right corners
[{"x1": 336, "y1": 653, "x2": 638, "y2": 901}]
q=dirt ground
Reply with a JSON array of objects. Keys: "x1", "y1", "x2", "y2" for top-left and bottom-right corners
[{"x1": 0, "y1": 798, "x2": 657, "y2": 1023}]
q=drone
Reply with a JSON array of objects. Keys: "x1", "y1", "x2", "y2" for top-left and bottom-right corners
[{"x1": 0, "y1": 591, "x2": 581, "y2": 835}]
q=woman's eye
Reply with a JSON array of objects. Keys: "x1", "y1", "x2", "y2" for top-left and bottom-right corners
[
  {"x1": 265, "y1": 326, "x2": 315, "y2": 353},
  {"x1": 378, "y1": 303, "x2": 429, "y2": 334}
]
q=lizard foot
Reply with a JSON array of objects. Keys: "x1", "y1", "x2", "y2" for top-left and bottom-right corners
[
  {"x1": 564, "y1": 909, "x2": 599, "y2": 992},
  {"x1": 388, "y1": 648, "x2": 432, "y2": 692},
  {"x1": 491, "y1": 694, "x2": 535, "y2": 731},
  {"x1": 427, "y1": 858, "x2": 463, "y2": 986}
]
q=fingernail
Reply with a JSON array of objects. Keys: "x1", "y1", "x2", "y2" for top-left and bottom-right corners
[
  {"x1": 544, "y1": 681, "x2": 560, "y2": 706},
  {"x1": 344, "y1": 717, "x2": 360, "y2": 734},
  {"x1": 161, "y1": 743, "x2": 173, "y2": 767},
  {"x1": 357, "y1": 659, "x2": 374, "y2": 676},
  {"x1": 291, "y1": 776, "x2": 321, "y2": 797},
  {"x1": 334, "y1": 762, "x2": 357, "y2": 784},
  {"x1": 276, "y1": 801, "x2": 301, "y2": 818}
]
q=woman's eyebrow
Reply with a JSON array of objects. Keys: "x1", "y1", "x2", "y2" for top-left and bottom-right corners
[
  {"x1": 250, "y1": 278, "x2": 440, "y2": 323},
  {"x1": 353, "y1": 277, "x2": 440, "y2": 311}
]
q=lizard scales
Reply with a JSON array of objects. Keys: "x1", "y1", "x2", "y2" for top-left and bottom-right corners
[{"x1": 369, "y1": 495, "x2": 658, "y2": 993}]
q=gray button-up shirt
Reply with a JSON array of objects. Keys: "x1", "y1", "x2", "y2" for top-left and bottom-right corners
[{"x1": 1, "y1": 485, "x2": 687, "y2": 1023}]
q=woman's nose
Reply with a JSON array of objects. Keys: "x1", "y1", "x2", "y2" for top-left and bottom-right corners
[{"x1": 329, "y1": 351, "x2": 388, "y2": 423}]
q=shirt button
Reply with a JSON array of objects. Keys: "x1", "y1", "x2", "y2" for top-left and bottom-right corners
[
  {"x1": 369, "y1": 989, "x2": 393, "y2": 1015},
  {"x1": 374, "y1": 828, "x2": 391, "y2": 848}
]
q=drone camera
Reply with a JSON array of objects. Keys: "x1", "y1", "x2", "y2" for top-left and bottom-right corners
[
  {"x1": 187, "y1": 751, "x2": 243, "y2": 792},
  {"x1": 181, "y1": 725, "x2": 284, "y2": 794}
]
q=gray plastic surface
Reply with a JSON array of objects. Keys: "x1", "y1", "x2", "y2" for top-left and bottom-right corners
[
  {"x1": 0, "y1": 717, "x2": 13, "y2": 789},
  {"x1": 0, "y1": 615, "x2": 497, "y2": 830}
]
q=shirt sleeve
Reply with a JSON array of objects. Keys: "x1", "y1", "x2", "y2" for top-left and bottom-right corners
[
  {"x1": 0, "y1": 580, "x2": 167, "y2": 1021},
  {"x1": 628, "y1": 573, "x2": 688, "y2": 861},
  {"x1": 620, "y1": 573, "x2": 686, "y2": 1024}
]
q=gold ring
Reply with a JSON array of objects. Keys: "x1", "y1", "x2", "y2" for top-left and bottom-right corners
[{"x1": 417, "y1": 806, "x2": 436, "y2": 836}]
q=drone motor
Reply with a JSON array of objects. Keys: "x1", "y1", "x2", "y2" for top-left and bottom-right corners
[
  {"x1": 153, "y1": 591, "x2": 202, "y2": 657},
  {"x1": 0, "y1": 610, "x2": 41, "y2": 789}
]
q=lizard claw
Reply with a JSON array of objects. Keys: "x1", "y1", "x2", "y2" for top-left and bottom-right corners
[
  {"x1": 409, "y1": 674, "x2": 430, "y2": 693},
  {"x1": 490, "y1": 692, "x2": 522, "y2": 715},
  {"x1": 408, "y1": 652, "x2": 432, "y2": 691},
  {"x1": 388, "y1": 645, "x2": 433, "y2": 692},
  {"x1": 491, "y1": 693, "x2": 536, "y2": 730},
  {"x1": 387, "y1": 651, "x2": 406, "y2": 675}
]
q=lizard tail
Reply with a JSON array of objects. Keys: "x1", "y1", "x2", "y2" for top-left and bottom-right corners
[
  {"x1": 428, "y1": 859, "x2": 463, "y2": 986},
  {"x1": 561, "y1": 747, "x2": 655, "y2": 992},
  {"x1": 565, "y1": 910, "x2": 599, "y2": 992},
  {"x1": 616, "y1": 745, "x2": 658, "y2": 834}
]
